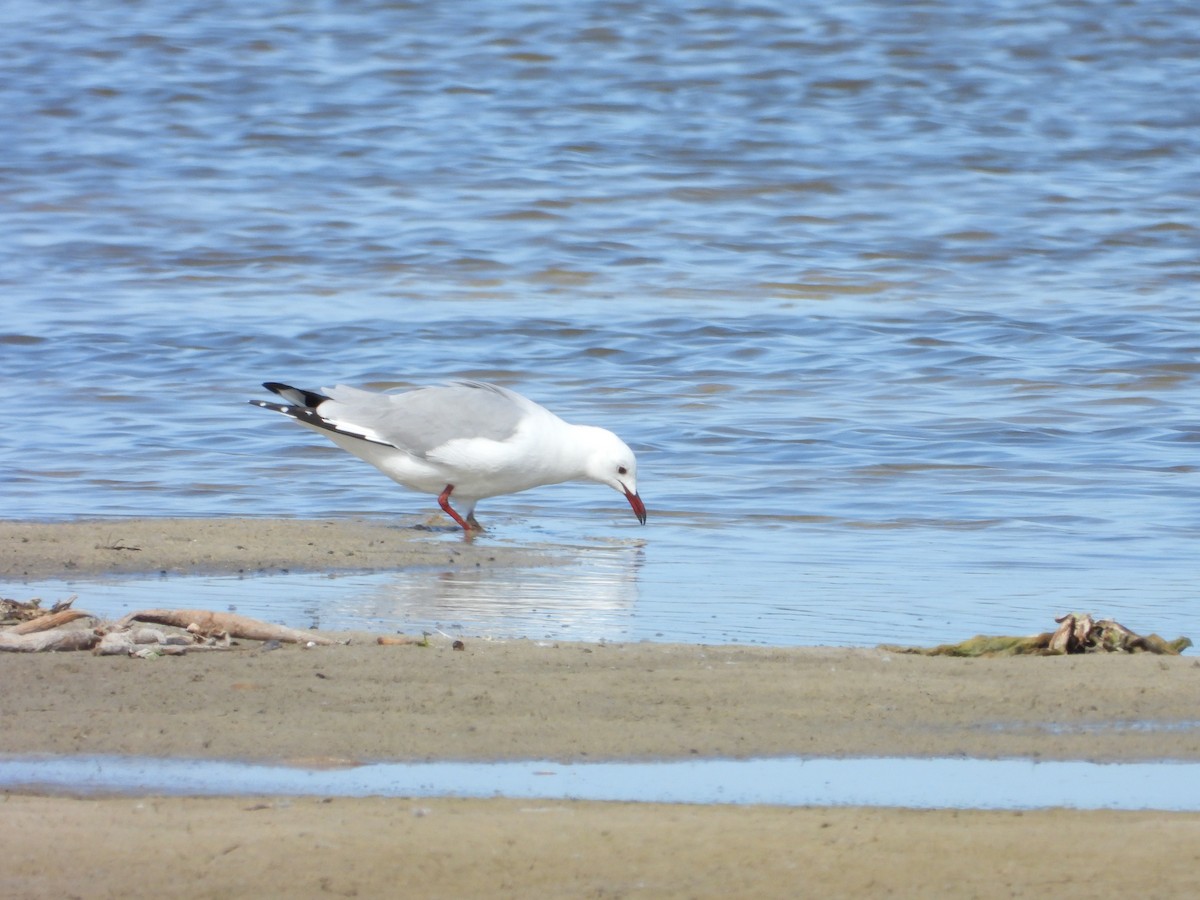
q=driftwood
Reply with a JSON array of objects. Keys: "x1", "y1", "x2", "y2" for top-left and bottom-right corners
[
  {"x1": 94, "y1": 631, "x2": 138, "y2": 656},
  {"x1": 129, "y1": 627, "x2": 194, "y2": 646},
  {"x1": 2, "y1": 595, "x2": 88, "y2": 627},
  {"x1": 93, "y1": 628, "x2": 236, "y2": 657},
  {"x1": 1, "y1": 595, "x2": 98, "y2": 651},
  {"x1": 884, "y1": 613, "x2": 1192, "y2": 657},
  {"x1": 131, "y1": 627, "x2": 168, "y2": 644},
  {"x1": 2, "y1": 596, "x2": 339, "y2": 654},
  {"x1": 1046, "y1": 613, "x2": 1189, "y2": 654},
  {"x1": 0, "y1": 629, "x2": 99, "y2": 653},
  {"x1": 133, "y1": 645, "x2": 190, "y2": 658},
  {"x1": 116, "y1": 609, "x2": 338, "y2": 645},
  {"x1": 8, "y1": 609, "x2": 94, "y2": 635},
  {"x1": 2, "y1": 595, "x2": 68, "y2": 620}
]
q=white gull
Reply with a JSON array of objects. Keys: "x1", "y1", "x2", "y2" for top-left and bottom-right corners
[{"x1": 250, "y1": 380, "x2": 646, "y2": 532}]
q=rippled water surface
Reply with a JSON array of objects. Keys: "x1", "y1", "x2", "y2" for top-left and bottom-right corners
[{"x1": 3, "y1": 1, "x2": 1198, "y2": 648}]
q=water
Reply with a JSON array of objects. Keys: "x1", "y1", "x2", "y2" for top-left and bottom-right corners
[
  {"x1": 4, "y1": 754, "x2": 1200, "y2": 811},
  {"x1": 3, "y1": 1, "x2": 1199, "y2": 648}
]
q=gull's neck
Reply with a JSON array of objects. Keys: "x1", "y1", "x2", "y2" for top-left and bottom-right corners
[{"x1": 534, "y1": 418, "x2": 609, "y2": 484}]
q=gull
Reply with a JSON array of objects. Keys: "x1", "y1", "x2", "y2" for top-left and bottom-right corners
[{"x1": 250, "y1": 380, "x2": 646, "y2": 532}]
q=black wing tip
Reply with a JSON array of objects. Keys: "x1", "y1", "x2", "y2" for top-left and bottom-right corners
[
  {"x1": 261, "y1": 382, "x2": 329, "y2": 408},
  {"x1": 250, "y1": 394, "x2": 393, "y2": 448},
  {"x1": 250, "y1": 398, "x2": 321, "y2": 426}
]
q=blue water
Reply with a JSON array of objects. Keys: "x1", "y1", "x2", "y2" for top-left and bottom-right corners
[
  {"x1": 3, "y1": 0, "x2": 1198, "y2": 649},
  {"x1": 5, "y1": 754, "x2": 1200, "y2": 811}
]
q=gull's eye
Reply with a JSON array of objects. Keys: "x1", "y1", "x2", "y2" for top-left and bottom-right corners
[{"x1": 618, "y1": 466, "x2": 628, "y2": 475}]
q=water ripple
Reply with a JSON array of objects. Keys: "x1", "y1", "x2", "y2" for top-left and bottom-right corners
[{"x1": 3, "y1": 0, "x2": 1199, "y2": 644}]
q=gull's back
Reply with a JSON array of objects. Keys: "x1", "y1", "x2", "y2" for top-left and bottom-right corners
[{"x1": 319, "y1": 381, "x2": 537, "y2": 458}]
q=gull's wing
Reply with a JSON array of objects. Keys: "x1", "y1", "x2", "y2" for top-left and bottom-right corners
[{"x1": 262, "y1": 381, "x2": 534, "y2": 458}]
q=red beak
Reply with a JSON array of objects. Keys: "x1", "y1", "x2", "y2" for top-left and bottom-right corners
[{"x1": 625, "y1": 488, "x2": 647, "y2": 525}]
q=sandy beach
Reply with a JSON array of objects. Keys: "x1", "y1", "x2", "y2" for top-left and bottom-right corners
[{"x1": 3, "y1": 518, "x2": 1199, "y2": 898}]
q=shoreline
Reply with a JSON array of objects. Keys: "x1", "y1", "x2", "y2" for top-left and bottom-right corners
[
  {"x1": 4, "y1": 517, "x2": 1199, "y2": 898},
  {"x1": 2, "y1": 517, "x2": 1198, "y2": 765},
  {"x1": 0, "y1": 516, "x2": 564, "y2": 579}
]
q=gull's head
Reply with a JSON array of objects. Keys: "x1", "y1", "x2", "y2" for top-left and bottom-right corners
[{"x1": 582, "y1": 428, "x2": 646, "y2": 525}]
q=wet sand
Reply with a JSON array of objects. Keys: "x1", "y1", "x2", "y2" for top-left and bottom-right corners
[
  {"x1": 6, "y1": 796, "x2": 1199, "y2": 899},
  {"x1": 0, "y1": 517, "x2": 560, "y2": 579},
  {"x1": 3, "y1": 518, "x2": 1199, "y2": 898}
]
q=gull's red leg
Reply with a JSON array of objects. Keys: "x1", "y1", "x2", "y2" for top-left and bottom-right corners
[{"x1": 438, "y1": 484, "x2": 472, "y2": 532}]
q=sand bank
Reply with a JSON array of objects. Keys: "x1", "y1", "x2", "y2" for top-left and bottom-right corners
[
  {"x1": 5, "y1": 795, "x2": 1199, "y2": 899},
  {"x1": 0, "y1": 517, "x2": 558, "y2": 579},
  {"x1": 3, "y1": 518, "x2": 1198, "y2": 898},
  {"x1": 3, "y1": 636, "x2": 1199, "y2": 763}
]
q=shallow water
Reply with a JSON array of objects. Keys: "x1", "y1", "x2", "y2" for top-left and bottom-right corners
[
  {"x1": 18, "y1": 525, "x2": 1195, "y2": 648},
  {"x1": 4, "y1": 754, "x2": 1200, "y2": 811},
  {"x1": 4, "y1": 1, "x2": 1199, "y2": 648}
]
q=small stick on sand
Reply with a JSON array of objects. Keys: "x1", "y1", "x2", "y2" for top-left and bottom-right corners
[{"x1": 377, "y1": 635, "x2": 427, "y2": 646}]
